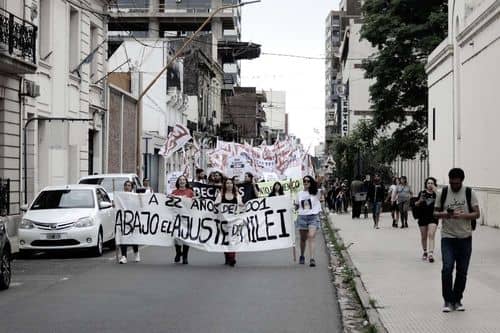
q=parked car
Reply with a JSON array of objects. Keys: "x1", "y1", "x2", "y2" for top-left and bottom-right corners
[
  {"x1": 0, "y1": 220, "x2": 12, "y2": 290},
  {"x1": 18, "y1": 185, "x2": 115, "y2": 256},
  {"x1": 78, "y1": 173, "x2": 142, "y2": 200}
]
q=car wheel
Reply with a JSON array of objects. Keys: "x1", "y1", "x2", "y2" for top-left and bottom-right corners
[
  {"x1": 91, "y1": 230, "x2": 103, "y2": 257},
  {"x1": 0, "y1": 249, "x2": 11, "y2": 290}
]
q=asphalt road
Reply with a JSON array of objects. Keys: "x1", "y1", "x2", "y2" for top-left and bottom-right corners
[{"x1": 1, "y1": 232, "x2": 341, "y2": 333}]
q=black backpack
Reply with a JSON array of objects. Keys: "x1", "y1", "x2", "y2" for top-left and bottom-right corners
[{"x1": 440, "y1": 186, "x2": 476, "y2": 230}]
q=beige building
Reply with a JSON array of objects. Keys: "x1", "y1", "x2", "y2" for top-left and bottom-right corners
[
  {"x1": 427, "y1": 0, "x2": 500, "y2": 226},
  {"x1": 20, "y1": 0, "x2": 108, "y2": 204},
  {"x1": 0, "y1": 1, "x2": 38, "y2": 226}
]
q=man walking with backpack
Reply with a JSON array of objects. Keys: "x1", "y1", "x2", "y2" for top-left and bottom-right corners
[{"x1": 434, "y1": 168, "x2": 480, "y2": 313}]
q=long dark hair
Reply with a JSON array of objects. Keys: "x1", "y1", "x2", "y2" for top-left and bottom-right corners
[
  {"x1": 175, "y1": 175, "x2": 191, "y2": 189},
  {"x1": 303, "y1": 175, "x2": 318, "y2": 195},
  {"x1": 221, "y1": 177, "x2": 238, "y2": 198},
  {"x1": 269, "y1": 182, "x2": 284, "y2": 196}
]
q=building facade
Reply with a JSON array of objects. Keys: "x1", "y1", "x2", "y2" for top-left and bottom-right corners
[
  {"x1": 339, "y1": 20, "x2": 376, "y2": 135},
  {"x1": 262, "y1": 90, "x2": 286, "y2": 144},
  {"x1": 0, "y1": 1, "x2": 37, "y2": 229},
  {"x1": 22, "y1": 0, "x2": 108, "y2": 203},
  {"x1": 221, "y1": 87, "x2": 266, "y2": 143},
  {"x1": 427, "y1": 0, "x2": 500, "y2": 226},
  {"x1": 324, "y1": 10, "x2": 342, "y2": 153}
]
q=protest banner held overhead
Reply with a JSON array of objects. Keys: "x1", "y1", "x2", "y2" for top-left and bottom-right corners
[
  {"x1": 114, "y1": 192, "x2": 295, "y2": 252},
  {"x1": 159, "y1": 124, "x2": 192, "y2": 159},
  {"x1": 205, "y1": 138, "x2": 315, "y2": 180}
]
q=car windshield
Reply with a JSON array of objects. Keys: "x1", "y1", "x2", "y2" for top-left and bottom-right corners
[
  {"x1": 31, "y1": 190, "x2": 95, "y2": 210},
  {"x1": 79, "y1": 177, "x2": 128, "y2": 193}
]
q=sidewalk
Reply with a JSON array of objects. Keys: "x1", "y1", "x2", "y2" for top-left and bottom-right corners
[{"x1": 329, "y1": 212, "x2": 500, "y2": 333}]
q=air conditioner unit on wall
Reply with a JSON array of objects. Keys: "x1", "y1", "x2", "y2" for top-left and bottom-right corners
[{"x1": 23, "y1": 80, "x2": 40, "y2": 98}]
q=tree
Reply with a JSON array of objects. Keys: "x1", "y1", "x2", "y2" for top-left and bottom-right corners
[
  {"x1": 360, "y1": 0, "x2": 448, "y2": 158},
  {"x1": 331, "y1": 120, "x2": 390, "y2": 181}
]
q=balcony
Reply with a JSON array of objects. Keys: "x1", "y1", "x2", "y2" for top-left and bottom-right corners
[{"x1": 0, "y1": 8, "x2": 37, "y2": 74}]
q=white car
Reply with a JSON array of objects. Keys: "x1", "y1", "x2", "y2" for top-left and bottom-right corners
[
  {"x1": 18, "y1": 185, "x2": 115, "y2": 256},
  {"x1": 78, "y1": 173, "x2": 142, "y2": 200}
]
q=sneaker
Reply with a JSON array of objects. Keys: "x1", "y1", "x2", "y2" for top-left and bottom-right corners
[
  {"x1": 309, "y1": 258, "x2": 316, "y2": 267},
  {"x1": 119, "y1": 256, "x2": 127, "y2": 264},
  {"x1": 422, "y1": 252, "x2": 428, "y2": 261},
  {"x1": 299, "y1": 256, "x2": 305, "y2": 265},
  {"x1": 455, "y1": 302, "x2": 465, "y2": 311},
  {"x1": 428, "y1": 254, "x2": 435, "y2": 263},
  {"x1": 134, "y1": 252, "x2": 141, "y2": 262},
  {"x1": 442, "y1": 302, "x2": 453, "y2": 312}
]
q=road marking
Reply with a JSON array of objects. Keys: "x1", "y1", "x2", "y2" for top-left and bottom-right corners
[{"x1": 9, "y1": 282, "x2": 23, "y2": 287}]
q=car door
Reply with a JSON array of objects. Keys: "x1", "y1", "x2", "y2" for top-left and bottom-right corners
[{"x1": 96, "y1": 189, "x2": 114, "y2": 241}]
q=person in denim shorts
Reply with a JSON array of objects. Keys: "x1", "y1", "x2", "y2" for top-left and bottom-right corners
[{"x1": 295, "y1": 175, "x2": 323, "y2": 267}]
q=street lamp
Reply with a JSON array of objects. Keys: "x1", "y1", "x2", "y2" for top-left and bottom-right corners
[{"x1": 134, "y1": 0, "x2": 261, "y2": 175}]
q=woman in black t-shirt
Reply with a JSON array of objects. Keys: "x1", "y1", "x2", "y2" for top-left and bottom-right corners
[{"x1": 415, "y1": 177, "x2": 439, "y2": 263}]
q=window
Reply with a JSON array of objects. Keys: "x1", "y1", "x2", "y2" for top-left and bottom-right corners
[
  {"x1": 39, "y1": 0, "x2": 51, "y2": 61},
  {"x1": 432, "y1": 108, "x2": 436, "y2": 141},
  {"x1": 69, "y1": 7, "x2": 79, "y2": 71},
  {"x1": 31, "y1": 190, "x2": 95, "y2": 210},
  {"x1": 79, "y1": 177, "x2": 128, "y2": 193},
  {"x1": 96, "y1": 189, "x2": 111, "y2": 203},
  {"x1": 90, "y1": 24, "x2": 98, "y2": 79}
]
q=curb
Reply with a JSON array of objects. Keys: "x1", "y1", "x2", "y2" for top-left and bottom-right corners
[{"x1": 327, "y1": 213, "x2": 388, "y2": 333}]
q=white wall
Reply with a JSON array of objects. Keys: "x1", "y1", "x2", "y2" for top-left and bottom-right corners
[{"x1": 427, "y1": 0, "x2": 500, "y2": 226}]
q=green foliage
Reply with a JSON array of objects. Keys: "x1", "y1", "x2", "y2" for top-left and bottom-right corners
[
  {"x1": 360, "y1": 0, "x2": 448, "y2": 158},
  {"x1": 330, "y1": 120, "x2": 393, "y2": 181}
]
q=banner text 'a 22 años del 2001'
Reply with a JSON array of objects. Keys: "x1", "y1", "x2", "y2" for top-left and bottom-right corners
[{"x1": 114, "y1": 192, "x2": 295, "y2": 252}]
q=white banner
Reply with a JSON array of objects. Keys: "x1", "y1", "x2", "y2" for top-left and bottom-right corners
[{"x1": 114, "y1": 193, "x2": 295, "y2": 252}]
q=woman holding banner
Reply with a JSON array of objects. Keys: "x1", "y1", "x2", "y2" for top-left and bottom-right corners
[
  {"x1": 295, "y1": 176, "x2": 322, "y2": 267},
  {"x1": 119, "y1": 180, "x2": 140, "y2": 264},
  {"x1": 269, "y1": 182, "x2": 284, "y2": 197},
  {"x1": 171, "y1": 175, "x2": 194, "y2": 264},
  {"x1": 215, "y1": 177, "x2": 243, "y2": 267}
]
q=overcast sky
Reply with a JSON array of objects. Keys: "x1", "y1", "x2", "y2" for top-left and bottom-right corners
[{"x1": 241, "y1": 0, "x2": 340, "y2": 153}]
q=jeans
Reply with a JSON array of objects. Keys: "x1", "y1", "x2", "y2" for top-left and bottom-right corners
[{"x1": 441, "y1": 237, "x2": 472, "y2": 303}]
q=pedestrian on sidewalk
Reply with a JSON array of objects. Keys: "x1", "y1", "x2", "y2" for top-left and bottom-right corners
[
  {"x1": 396, "y1": 176, "x2": 412, "y2": 228},
  {"x1": 295, "y1": 175, "x2": 322, "y2": 267},
  {"x1": 434, "y1": 168, "x2": 480, "y2": 313},
  {"x1": 415, "y1": 177, "x2": 438, "y2": 262},
  {"x1": 171, "y1": 175, "x2": 194, "y2": 265},
  {"x1": 362, "y1": 175, "x2": 372, "y2": 219},
  {"x1": 367, "y1": 174, "x2": 385, "y2": 229},
  {"x1": 215, "y1": 177, "x2": 242, "y2": 267},
  {"x1": 119, "y1": 180, "x2": 140, "y2": 264},
  {"x1": 350, "y1": 176, "x2": 364, "y2": 219},
  {"x1": 386, "y1": 177, "x2": 400, "y2": 227}
]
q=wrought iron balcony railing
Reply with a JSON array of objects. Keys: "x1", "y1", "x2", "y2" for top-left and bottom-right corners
[{"x1": 0, "y1": 7, "x2": 37, "y2": 65}]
